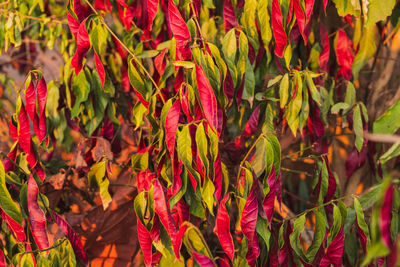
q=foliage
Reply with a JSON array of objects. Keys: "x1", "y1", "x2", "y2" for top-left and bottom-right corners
[{"x1": 0, "y1": 0, "x2": 399, "y2": 266}]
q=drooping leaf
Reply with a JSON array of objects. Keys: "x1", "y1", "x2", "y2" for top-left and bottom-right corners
[
  {"x1": 94, "y1": 51, "x2": 105, "y2": 86},
  {"x1": 319, "y1": 24, "x2": 330, "y2": 72},
  {"x1": 0, "y1": 162, "x2": 23, "y2": 226},
  {"x1": 71, "y1": 18, "x2": 91, "y2": 75},
  {"x1": 214, "y1": 194, "x2": 234, "y2": 260},
  {"x1": 87, "y1": 161, "x2": 112, "y2": 210},
  {"x1": 152, "y1": 180, "x2": 180, "y2": 258},
  {"x1": 147, "y1": 0, "x2": 159, "y2": 32},
  {"x1": 137, "y1": 218, "x2": 153, "y2": 267},
  {"x1": 352, "y1": 26, "x2": 377, "y2": 80},
  {"x1": 320, "y1": 227, "x2": 345, "y2": 267},
  {"x1": 271, "y1": 0, "x2": 287, "y2": 57},
  {"x1": 195, "y1": 64, "x2": 218, "y2": 133},
  {"x1": 293, "y1": 0, "x2": 306, "y2": 44},
  {"x1": 192, "y1": 250, "x2": 215, "y2": 266},
  {"x1": 335, "y1": 29, "x2": 354, "y2": 80},
  {"x1": 354, "y1": 198, "x2": 370, "y2": 253},
  {"x1": 380, "y1": 183, "x2": 394, "y2": 248},
  {"x1": 168, "y1": 0, "x2": 191, "y2": 49},
  {"x1": 243, "y1": 106, "x2": 260, "y2": 137},
  {"x1": 263, "y1": 167, "x2": 277, "y2": 225},
  {"x1": 257, "y1": 0, "x2": 272, "y2": 51},
  {"x1": 165, "y1": 100, "x2": 181, "y2": 162},
  {"x1": 27, "y1": 176, "x2": 50, "y2": 251},
  {"x1": 223, "y1": 0, "x2": 237, "y2": 32},
  {"x1": 240, "y1": 176, "x2": 260, "y2": 266}
]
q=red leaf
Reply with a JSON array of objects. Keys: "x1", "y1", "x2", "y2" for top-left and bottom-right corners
[
  {"x1": 305, "y1": 0, "x2": 315, "y2": 21},
  {"x1": 94, "y1": 0, "x2": 112, "y2": 11},
  {"x1": 18, "y1": 105, "x2": 31, "y2": 156},
  {"x1": 192, "y1": 251, "x2": 215, "y2": 267},
  {"x1": 293, "y1": 0, "x2": 306, "y2": 44},
  {"x1": 36, "y1": 78, "x2": 47, "y2": 143},
  {"x1": 3, "y1": 146, "x2": 17, "y2": 173},
  {"x1": 213, "y1": 153, "x2": 223, "y2": 202},
  {"x1": 319, "y1": 25, "x2": 330, "y2": 72},
  {"x1": 0, "y1": 210, "x2": 26, "y2": 242},
  {"x1": 380, "y1": 183, "x2": 394, "y2": 248},
  {"x1": 243, "y1": 106, "x2": 260, "y2": 137},
  {"x1": 71, "y1": 19, "x2": 91, "y2": 75},
  {"x1": 325, "y1": 158, "x2": 337, "y2": 202},
  {"x1": 47, "y1": 211, "x2": 88, "y2": 265},
  {"x1": 67, "y1": 12, "x2": 80, "y2": 40},
  {"x1": 320, "y1": 227, "x2": 344, "y2": 267},
  {"x1": 137, "y1": 170, "x2": 155, "y2": 193},
  {"x1": 214, "y1": 194, "x2": 234, "y2": 260},
  {"x1": 152, "y1": 180, "x2": 180, "y2": 258},
  {"x1": 240, "y1": 179, "x2": 260, "y2": 266},
  {"x1": 168, "y1": 0, "x2": 190, "y2": 49},
  {"x1": 27, "y1": 176, "x2": 49, "y2": 251},
  {"x1": 147, "y1": 0, "x2": 158, "y2": 32},
  {"x1": 165, "y1": 100, "x2": 181, "y2": 163},
  {"x1": 271, "y1": 0, "x2": 287, "y2": 57},
  {"x1": 25, "y1": 82, "x2": 39, "y2": 138},
  {"x1": 263, "y1": 167, "x2": 277, "y2": 224},
  {"x1": 137, "y1": 218, "x2": 153, "y2": 267},
  {"x1": 0, "y1": 248, "x2": 5, "y2": 267},
  {"x1": 223, "y1": 0, "x2": 237, "y2": 32},
  {"x1": 224, "y1": 70, "x2": 235, "y2": 104},
  {"x1": 335, "y1": 29, "x2": 354, "y2": 80},
  {"x1": 345, "y1": 144, "x2": 366, "y2": 179},
  {"x1": 323, "y1": 0, "x2": 328, "y2": 14},
  {"x1": 94, "y1": 51, "x2": 105, "y2": 86},
  {"x1": 154, "y1": 48, "x2": 167, "y2": 76},
  {"x1": 195, "y1": 64, "x2": 218, "y2": 134},
  {"x1": 8, "y1": 119, "x2": 18, "y2": 142}
]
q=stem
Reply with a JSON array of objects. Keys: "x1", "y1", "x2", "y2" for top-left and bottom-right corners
[
  {"x1": 22, "y1": 238, "x2": 67, "y2": 255},
  {"x1": 83, "y1": 0, "x2": 166, "y2": 104}
]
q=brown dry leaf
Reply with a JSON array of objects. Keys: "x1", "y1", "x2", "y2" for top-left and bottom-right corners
[
  {"x1": 47, "y1": 169, "x2": 66, "y2": 190},
  {"x1": 92, "y1": 137, "x2": 113, "y2": 162}
]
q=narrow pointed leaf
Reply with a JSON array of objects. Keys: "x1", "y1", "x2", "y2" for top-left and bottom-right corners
[
  {"x1": 214, "y1": 194, "x2": 234, "y2": 260},
  {"x1": 27, "y1": 176, "x2": 50, "y2": 251}
]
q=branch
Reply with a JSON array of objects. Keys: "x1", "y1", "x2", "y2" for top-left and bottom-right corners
[{"x1": 364, "y1": 132, "x2": 400, "y2": 143}]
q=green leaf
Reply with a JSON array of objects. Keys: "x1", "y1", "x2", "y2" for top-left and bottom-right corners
[
  {"x1": 304, "y1": 71, "x2": 321, "y2": 105},
  {"x1": 354, "y1": 198, "x2": 370, "y2": 245},
  {"x1": 0, "y1": 162, "x2": 23, "y2": 225},
  {"x1": 201, "y1": 177, "x2": 215, "y2": 215},
  {"x1": 128, "y1": 58, "x2": 151, "y2": 102},
  {"x1": 331, "y1": 103, "x2": 350, "y2": 114},
  {"x1": 242, "y1": 58, "x2": 255, "y2": 107},
  {"x1": 279, "y1": 73, "x2": 289, "y2": 108},
  {"x1": 353, "y1": 105, "x2": 364, "y2": 152},
  {"x1": 256, "y1": 217, "x2": 271, "y2": 250},
  {"x1": 373, "y1": 101, "x2": 400, "y2": 134},
  {"x1": 88, "y1": 161, "x2": 112, "y2": 210},
  {"x1": 345, "y1": 82, "x2": 356, "y2": 108},
  {"x1": 366, "y1": 0, "x2": 396, "y2": 27},
  {"x1": 306, "y1": 211, "x2": 326, "y2": 262},
  {"x1": 289, "y1": 214, "x2": 307, "y2": 259},
  {"x1": 332, "y1": 0, "x2": 360, "y2": 17},
  {"x1": 257, "y1": 0, "x2": 272, "y2": 52},
  {"x1": 352, "y1": 26, "x2": 377, "y2": 80},
  {"x1": 286, "y1": 71, "x2": 303, "y2": 136},
  {"x1": 222, "y1": 29, "x2": 237, "y2": 86},
  {"x1": 71, "y1": 70, "x2": 90, "y2": 118},
  {"x1": 379, "y1": 143, "x2": 400, "y2": 164},
  {"x1": 241, "y1": 0, "x2": 259, "y2": 53},
  {"x1": 328, "y1": 205, "x2": 343, "y2": 246},
  {"x1": 361, "y1": 242, "x2": 390, "y2": 267}
]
